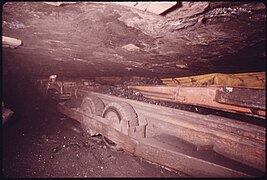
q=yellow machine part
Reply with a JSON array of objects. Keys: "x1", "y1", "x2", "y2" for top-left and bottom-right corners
[{"x1": 161, "y1": 72, "x2": 266, "y2": 89}]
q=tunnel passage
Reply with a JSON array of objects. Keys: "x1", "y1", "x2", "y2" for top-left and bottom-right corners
[{"x1": 2, "y1": 1, "x2": 265, "y2": 178}]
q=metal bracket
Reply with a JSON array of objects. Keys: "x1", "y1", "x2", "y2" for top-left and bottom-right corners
[{"x1": 174, "y1": 85, "x2": 185, "y2": 101}]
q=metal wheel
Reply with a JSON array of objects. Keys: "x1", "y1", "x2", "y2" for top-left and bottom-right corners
[
  {"x1": 101, "y1": 102, "x2": 138, "y2": 150},
  {"x1": 80, "y1": 95, "x2": 105, "y2": 136}
]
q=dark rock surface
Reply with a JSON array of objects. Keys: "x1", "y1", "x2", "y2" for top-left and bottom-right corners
[{"x1": 2, "y1": 2, "x2": 265, "y2": 79}]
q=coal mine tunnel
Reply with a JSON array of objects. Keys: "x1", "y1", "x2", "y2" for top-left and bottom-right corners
[{"x1": 1, "y1": 2, "x2": 266, "y2": 178}]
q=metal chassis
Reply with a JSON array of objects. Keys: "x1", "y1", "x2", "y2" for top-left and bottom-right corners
[{"x1": 56, "y1": 88, "x2": 265, "y2": 177}]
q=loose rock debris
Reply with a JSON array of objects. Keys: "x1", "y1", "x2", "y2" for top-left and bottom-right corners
[
  {"x1": 122, "y1": 43, "x2": 140, "y2": 51},
  {"x1": 43, "y1": 2, "x2": 77, "y2": 6},
  {"x1": 2, "y1": 36, "x2": 22, "y2": 48}
]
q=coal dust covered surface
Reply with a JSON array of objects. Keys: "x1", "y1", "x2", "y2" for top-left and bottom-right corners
[{"x1": 2, "y1": 75, "x2": 189, "y2": 178}]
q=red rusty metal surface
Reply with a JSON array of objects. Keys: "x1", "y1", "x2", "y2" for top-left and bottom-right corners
[{"x1": 128, "y1": 85, "x2": 265, "y2": 118}]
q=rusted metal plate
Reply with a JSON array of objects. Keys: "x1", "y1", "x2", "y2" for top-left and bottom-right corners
[
  {"x1": 215, "y1": 87, "x2": 266, "y2": 110},
  {"x1": 128, "y1": 85, "x2": 265, "y2": 118},
  {"x1": 35, "y1": 78, "x2": 94, "y2": 100}
]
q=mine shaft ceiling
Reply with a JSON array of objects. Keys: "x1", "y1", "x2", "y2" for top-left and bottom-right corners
[{"x1": 2, "y1": 2, "x2": 266, "y2": 79}]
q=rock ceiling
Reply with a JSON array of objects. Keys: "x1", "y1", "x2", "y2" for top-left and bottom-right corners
[{"x1": 2, "y1": 2, "x2": 266, "y2": 79}]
